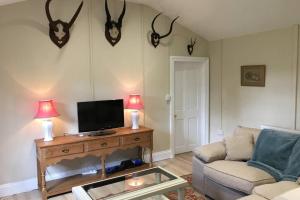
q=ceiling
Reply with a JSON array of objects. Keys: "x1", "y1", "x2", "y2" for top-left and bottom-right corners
[
  {"x1": 2, "y1": 0, "x2": 300, "y2": 40},
  {"x1": 128, "y1": 0, "x2": 300, "y2": 41}
]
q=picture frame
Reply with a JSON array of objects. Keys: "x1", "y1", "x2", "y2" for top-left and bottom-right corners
[{"x1": 241, "y1": 65, "x2": 266, "y2": 87}]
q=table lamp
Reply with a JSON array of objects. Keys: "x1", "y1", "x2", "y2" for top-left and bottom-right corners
[
  {"x1": 126, "y1": 95, "x2": 144, "y2": 129},
  {"x1": 35, "y1": 100, "x2": 60, "y2": 141}
]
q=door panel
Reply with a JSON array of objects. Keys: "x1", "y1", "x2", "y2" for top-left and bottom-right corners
[
  {"x1": 174, "y1": 62, "x2": 201, "y2": 154},
  {"x1": 188, "y1": 118, "x2": 198, "y2": 147},
  {"x1": 175, "y1": 119, "x2": 186, "y2": 152}
]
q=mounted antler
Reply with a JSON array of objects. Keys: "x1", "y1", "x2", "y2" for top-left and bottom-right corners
[
  {"x1": 150, "y1": 13, "x2": 179, "y2": 48},
  {"x1": 187, "y1": 38, "x2": 196, "y2": 55},
  {"x1": 45, "y1": 0, "x2": 54, "y2": 24},
  {"x1": 45, "y1": 0, "x2": 83, "y2": 48},
  {"x1": 118, "y1": 0, "x2": 126, "y2": 27},
  {"x1": 105, "y1": 0, "x2": 126, "y2": 46},
  {"x1": 69, "y1": 1, "x2": 84, "y2": 27},
  {"x1": 105, "y1": 0, "x2": 112, "y2": 23}
]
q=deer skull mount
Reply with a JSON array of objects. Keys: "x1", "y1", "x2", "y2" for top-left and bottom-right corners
[
  {"x1": 105, "y1": 0, "x2": 126, "y2": 46},
  {"x1": 187, "y1": 38, "x2": 196, "y2": 55},
  {"x1": 151, "y1": 13, "x2": 179, "y2": 48},
  {"x1": 46, "y1": 0, "x2": 83, "y2": 48}
]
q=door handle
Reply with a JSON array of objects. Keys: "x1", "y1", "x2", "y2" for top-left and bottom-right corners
[{"x1": 174, "y1": 114, "x2": 177, "y2": 118}]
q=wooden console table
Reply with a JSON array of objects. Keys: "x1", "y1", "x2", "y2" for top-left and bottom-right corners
[{"x1": 35, "y1": 127, "x2": 153, "y2": 200}]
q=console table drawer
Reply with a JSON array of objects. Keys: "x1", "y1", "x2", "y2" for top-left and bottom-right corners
[
  {"x1": 86, "y1": 138, "x2": 120, "y2": 151},
  {"x1": 122, "y1": 134, "x2": 150, "y2": 145},
  {"x1": 44, "y1": 143, "x2": 84, "y2": 158}
]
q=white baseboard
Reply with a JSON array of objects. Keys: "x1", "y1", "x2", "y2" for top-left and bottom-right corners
[
  {"x1": 0, "y1": 178, "x2": 37, "y2": 197},
  {"x1": 0, "y1": 149, "x2": 172, "y2": 198},
  {"x1": 144, "y1": 149, "x2": 172, "y2": 162}
]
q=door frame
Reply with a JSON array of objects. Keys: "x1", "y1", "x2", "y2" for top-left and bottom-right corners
[{"x1": 170, "y1": 56, "x2": 210, "y2": 157}]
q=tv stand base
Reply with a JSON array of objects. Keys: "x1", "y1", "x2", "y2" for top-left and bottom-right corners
[{"x1": 88, "y1": 129, "x2": 116, "y2": 136}]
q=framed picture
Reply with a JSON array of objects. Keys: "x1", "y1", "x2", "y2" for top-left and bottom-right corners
[{"x1": 241, "y1": 65, "x2": 266, "y2": 87}]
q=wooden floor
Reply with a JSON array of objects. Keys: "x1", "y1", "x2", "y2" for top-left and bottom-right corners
[{"x1": 0, "y1": 152, "x2": 193, "y2": 200}]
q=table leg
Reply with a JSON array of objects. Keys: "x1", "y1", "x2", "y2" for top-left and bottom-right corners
[
  {"x1": 41, "y1": 167, "x2": 47, "y2": 200},
  {"x1": 101, "y1": 156, "x2": 106, "y2": 178},
  {"x1": 37, "y1": 158, "x2": 42, "y2": 190},
  {"x1": 150, "y1": 148, "x2": 153, "y2": 167},
  {"x1": 138, "y1": 146, "x2": 143, "y2": 160},
  {"x1": 177, "y1": 188, "x2": 185, "y2": 200},
  {"x1": 155, "y1": 173, "x2": 161, "y2": 184}
]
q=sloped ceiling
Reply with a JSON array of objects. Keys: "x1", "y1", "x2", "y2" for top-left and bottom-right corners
[
  {"x1": 2, "y1": 0, "x2": 300, "y2": 40},
  {"x1": 128, "y1": 0, "x2": 300, "y2": 41}
]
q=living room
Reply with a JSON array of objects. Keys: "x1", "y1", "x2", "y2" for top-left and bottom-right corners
[{"x1": 0, "y1": 0, "x2": 300, "y2": 200}]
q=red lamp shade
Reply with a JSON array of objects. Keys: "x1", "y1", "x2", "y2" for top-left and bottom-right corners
[
  {"x1": 126, "y1": 95, "x2": 144, "y2": 110},
  {"x1": 34, "y1": 100, "x2": 60, "y2": 119}
]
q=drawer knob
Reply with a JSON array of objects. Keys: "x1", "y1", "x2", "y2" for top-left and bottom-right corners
[
  {"x1": 134, "y1": 137, "x2": 141, "y2": 141},
  {"x1": 101, "y1": 142, "x2": 108, "y2": 147},
  {"x1": 62, "y1": 149, "x2": 69, "y2": 153}
]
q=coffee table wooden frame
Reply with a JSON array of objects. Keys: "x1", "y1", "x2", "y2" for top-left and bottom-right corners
[{"x1": 72, "y1": 167, "x2": 188, "y2": 200}]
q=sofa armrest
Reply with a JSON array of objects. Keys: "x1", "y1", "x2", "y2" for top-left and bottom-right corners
[
  {"x1": 193, "y1": 142, "x2": 226, "y2": 163},
  {"x1": 272, "y1": 188, "x2": 300, "y2": 200}
]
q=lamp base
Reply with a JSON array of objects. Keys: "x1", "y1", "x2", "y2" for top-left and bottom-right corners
[
  {"x1": 131, "y1": 110, "x2": 139, "y2": 130},
  {"x1": 42, "y1": 119, "x2": 54, "y2": 142}
]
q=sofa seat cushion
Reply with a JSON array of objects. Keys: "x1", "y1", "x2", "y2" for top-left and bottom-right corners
[
  {"x1": 237, "y1": 195, "x2": 267, "y2": 200},
  {"x1": 273, "y1": 188, "x2": 300, "y2": 200},
  {"x1": 204, "y1": 161, "x2": 276, "y2": 194},
  {"x1": 253, "y1": 181, "x2": 299, "y2": 200}
]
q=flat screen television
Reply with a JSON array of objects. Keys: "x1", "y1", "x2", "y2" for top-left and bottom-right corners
[{"x1": 77, "y1": 99, "x2": 124, "y2": 133}]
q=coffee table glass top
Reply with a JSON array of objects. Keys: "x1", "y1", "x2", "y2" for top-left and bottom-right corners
[{"x1": 82, "y1": 167, "x2": 177, "y2": 200}]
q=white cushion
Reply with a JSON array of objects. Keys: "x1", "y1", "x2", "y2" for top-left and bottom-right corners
[
  {"x1": 235, "y1": 126, "x2": 261, "y2": 144},
  {"x1": 224, "y1": 134, "x2": 254, "y2": 161},
  {"x1": 273, "y1": 188, "x2": 300, "y2": 200},
  {"x1": 193, "y1": 142, "x2": 226, "y2": 163},
  {"x1": 237, "y1": 195, "x2": 267, "y2": 200},
  {"x1": 253, "y1": 181, "x2": 299, "y2": 200},
  {"x1": 204, "y1": 160, "x2": 276, "y2": 194}
]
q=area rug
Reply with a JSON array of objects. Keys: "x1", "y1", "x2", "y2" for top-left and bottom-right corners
[{"x1": 165, "y1": 174, "x2": 205, "y2": 200}]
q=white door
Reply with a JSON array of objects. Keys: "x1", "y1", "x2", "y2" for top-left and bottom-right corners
[{"x1": 174, "y1": 61, "x2": 202, "y2": 154}]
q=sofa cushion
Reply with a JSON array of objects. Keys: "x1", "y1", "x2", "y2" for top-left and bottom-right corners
[
  {"x1": 273, "y1": 188, "x2": 300, "y2": 200},
  {"x1": 225, "y1": 134, "x2": 254, "y2": 161},
  {"x1": 237, "y1": 195, "x2": 267, "y2": 200},
  {"x1": 235, "y1": 126, "x2": 261, "y2": 144},
  {"x1": 204, "y1": 161, "x2": 276, "y2": 194},
  {"x1": 253, "y1": 181, "x2": 299, "y2": 200},
  {"x1": 193, "y1": 142, "x2": 226, "y2": 163}
]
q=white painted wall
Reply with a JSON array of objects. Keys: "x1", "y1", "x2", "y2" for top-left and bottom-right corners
[
  {"x1": 0, "y1": 0, "x2": 208, "y2": 186},
  {"x1": 209, "y1": 25, "x2": 299, "y2": 140}
]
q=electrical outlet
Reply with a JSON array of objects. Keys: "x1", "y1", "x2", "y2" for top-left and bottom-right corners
[{"x1": 216, "y1": 129, "x2": 224, "y2": 136}]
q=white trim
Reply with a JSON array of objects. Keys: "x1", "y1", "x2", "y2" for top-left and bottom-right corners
[
  {"x1": 0, "y1": 178, "x2": 37, "y2": 197},
  {"x1": 260, "y1": 125, "x2": 300, "y2": 134},
  {"x1": 144, "y1": 149, "x2": 172, "y2": 162},
  {"x1": 0, "y1": 150, "x2": 172, "y2": 197},
  {"x1": 170, "y1": 56, "x2": 210, "y2": 158}
]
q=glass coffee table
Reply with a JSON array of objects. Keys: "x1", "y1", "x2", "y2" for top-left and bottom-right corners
[{"x1": 72, "y1": 167, "x2": 188, "y2": 200}]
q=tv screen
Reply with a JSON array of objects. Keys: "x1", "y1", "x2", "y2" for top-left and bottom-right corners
[{"x1": 77, "y1": 99, "x2": 124, "y2": 133}]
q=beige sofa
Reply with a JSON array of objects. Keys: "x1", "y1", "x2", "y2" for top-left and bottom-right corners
[{"x1": 192, "y1": 126, "x2": 300, "y2": 200}]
